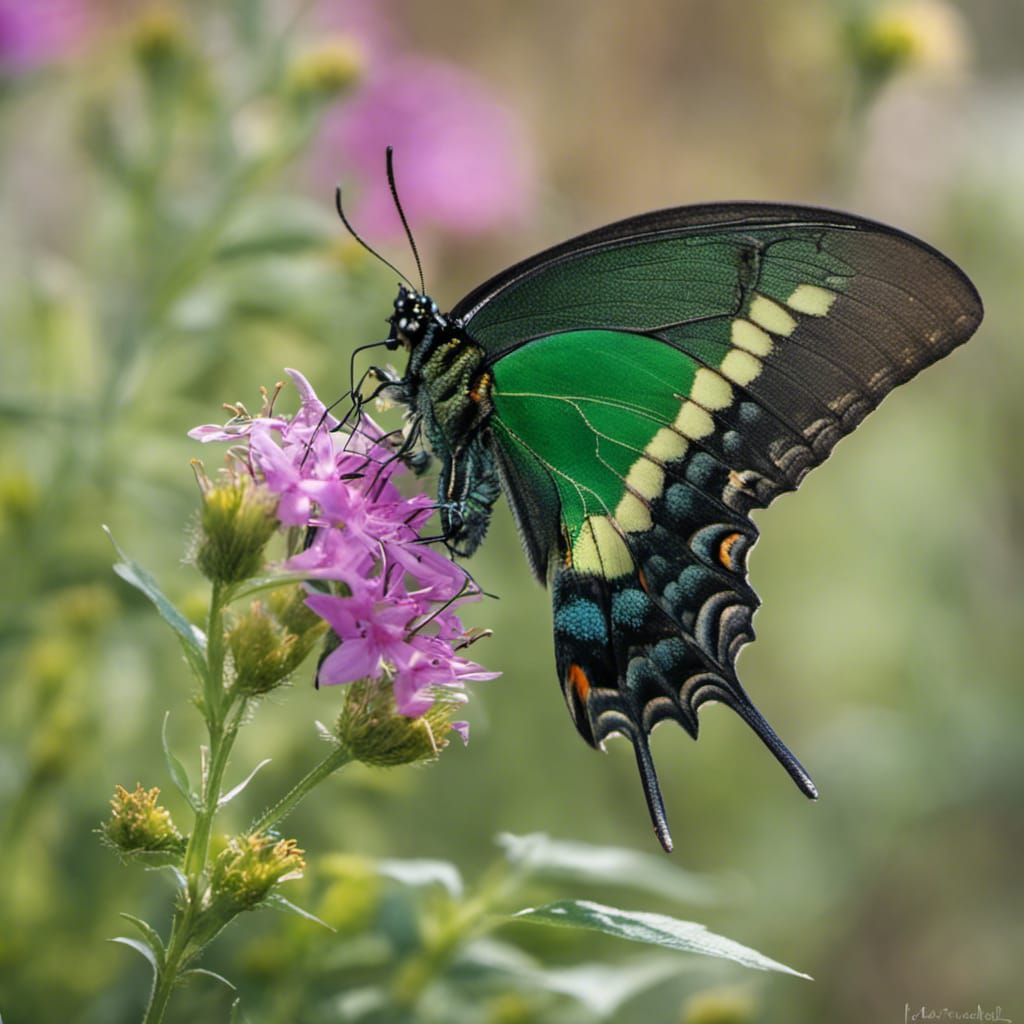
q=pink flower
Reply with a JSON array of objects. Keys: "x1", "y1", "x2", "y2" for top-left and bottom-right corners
[
  {"x1": 304, "y1": 0, "x2": 533, "y2": 241},
  {"x1": 191, "y1": 369, "x2": 496, "y2": 731},
  {"x1": 0, "y1": 0, "x2": 92, "y2": 73},
  {"x1": 322, "y1": 58, "x2": 533, "y2": 240}
]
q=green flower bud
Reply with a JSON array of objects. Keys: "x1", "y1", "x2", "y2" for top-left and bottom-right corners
[
  {"x1": 286, "y1": 38, "x2": 363, "y2": 101},
  {"x1": 846, "y1": 1, "x2": 966, "y2": 87},
  {"x1": 49, "y1": 584, "x2": 118, "y2": 635},
  {"x1": 227, "y1": 588, "x2": 326, "y2": 696},
  {"x1": 132, "y1": 7, "x2": 188, "y2": 75},
  {"x1": 334, "y1": 677, "x2": 463, "y2": 768},
  {"x1": 268, "y1": 585, "x2": 324, "y2": 637},
  {"x1": 103, "y1": 784, "x2": 184, "y2": 856},
  {"x1": 209, "y1": 833, "x2": 305, "y2": 913},
  {"x1": 193, "y1": 465, "x2": 278, "y2": 584},
  {"x1": 0, "y1": 465, "x2": 38, "y2": 535},
  {"x1": 486, "y1": 994, "x2": 539, "y2": 1024},
  {"x1": 682, "y1": 989, "x2": 756, "y2": 1024},
  {"x1": 29, "y1": 698, "x2": 85, "y2": 785}
]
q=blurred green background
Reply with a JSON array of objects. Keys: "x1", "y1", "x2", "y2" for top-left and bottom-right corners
[{"x1": 1, "y1": 1, "x2": 1022, "y2": 1022}]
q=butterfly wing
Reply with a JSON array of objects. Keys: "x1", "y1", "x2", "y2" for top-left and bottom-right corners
[{"x1": 460, "y1": 204, "x2": 982, "y2": 850}]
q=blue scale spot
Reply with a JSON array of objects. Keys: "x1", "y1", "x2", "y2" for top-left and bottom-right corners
[
  {"x1": 738, "y1": 401, "x2": 761, "y2": 426},
  {"x1": 652, "y1": 637, "x2": 688, "y2": 673},
  {"x1": 555, "y1": 599, "x2": 608, "y2": 644},
  {"x1": 665, "y1": 483, "x2": 696, "y2": 519},
  {"x1": 686, "y1": 453, "x2": 719, "y2": 488},
  {"x1": 612, "y1": 589, "x2": 649, "y2": 630},
  {"x1": 678, "y1": 564, "x2": 712, "y2": 598},
  {"x1": 723, "y1": 430, "x2": 743, "y2": 457}
]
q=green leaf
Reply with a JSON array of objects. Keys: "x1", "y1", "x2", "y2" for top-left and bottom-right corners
[
  {"x1": 162, "y1": 712, "x2": 199, "y2": 810},
  {"x1": 146, "y1": 863, "x2": 189, "y2": 894},
  {"x1": 219, "y1": 758, "x2": 272, "y2": 808},
  {"x1": 265, "y1": 893, "x2": 334, "y2": 931},
  {"x1": 497, "y1": 832, "x2": 717, "y2": 905},
  {"x1": 105, "y1": 526, "x2": 207, "y2": 682},
  {"x1": 182, "y1": 967, "x2": 237, "y2": 991},
  {"x1": 110, "y1": 936, "x2": 159, "y2": 975},
  {"x1": 214, "y1": 196, "x2": 334, "y2": 261},
  {"x1": 456, "y1": 939, "x2": 684, "y2": 1018},
  {"x1": 376, "y1": 858, "x2": 464, "y2": 898},
  {"x1": 329, "y1": 987, "x2": 388, "y2": 1022},
  {"x1": 514, "y1": 959, "x2": 684, "y2": 1016},
  {"x1": 512, "y1": 900, "x2": 811, "y2": 979},
  {"x1": 118, "y1": 914, "x2": 166, "y2": 969}
]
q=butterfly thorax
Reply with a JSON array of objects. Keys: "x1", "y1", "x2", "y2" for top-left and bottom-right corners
[{"x1": 387, "y1": 285, "x2": 501, "y2": 557}]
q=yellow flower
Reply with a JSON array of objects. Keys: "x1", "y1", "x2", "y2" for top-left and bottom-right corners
[
  {"x1": 210, "y1": 834, "x2": 306, "y2": 911},
  {"x1": 286, "y1": 38, "x2": 363, "y2": 100},
  {"x1": 858, "y1": 1, "x2": 968, "y2": 79},
  {"x1": 104, "y1": 784, "x2": 183, "y2": 855}
]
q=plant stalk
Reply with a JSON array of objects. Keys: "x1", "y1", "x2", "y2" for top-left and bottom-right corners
[{"x1": 249, "y1": 743, "x2": 353, "y2": 835}]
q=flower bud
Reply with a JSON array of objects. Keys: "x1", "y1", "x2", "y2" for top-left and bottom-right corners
[
  {"x1": 286, "y1": 38, "x2": 363, "y2": 101},
  {"x1": 486, "y1": 994, "x2": 537, "y2": 1024},
  {"x1": 334, "y1": 677, "x2": 466, "y2": 768},
  {"x1": 132, "y1": 7, "x2": 185, "y2": 61},
  {"x1": 103, "y1": 784, "x2": 184, "y2": 855},
  {"x1": 193, "y1": 465, "x2": 278, "y2": 584},
  {"x1": 227, "y1": 588, "x2": 326, "y2": 696},
  {"x1": 682, "y1": 989, "x2": 756, "y2": 1024},
  {"x1": 131, "y1": 6, "x2": 190, "y2": 91},
  {"x1": 0, "y1": 464, "x2": 39, "y2": 535},
  {"x1": 209, "y1": 833, "x2": 305, "y2": 913},
  {"x1": 846, "y1": 1, "x2": 967, "y2": 85}
]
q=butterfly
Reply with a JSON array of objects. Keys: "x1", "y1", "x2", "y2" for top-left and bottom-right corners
[{"x1": 346, "y1": 151, "x2": 983, "y2": 851}]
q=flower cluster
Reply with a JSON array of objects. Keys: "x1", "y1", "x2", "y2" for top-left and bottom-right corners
[
  {"x1": 209, "y1": 834, "x2": 306, "y2": 914},
  {"x1": 190, "y1": 369, "x2": 497, "y2": 735},
  {"x1": 103, "y1": 784, "x2": 183, "y2": 857}
]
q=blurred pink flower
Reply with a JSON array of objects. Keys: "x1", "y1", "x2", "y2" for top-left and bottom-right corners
[
  {"x1": 0, "y1": 0, "x2": 91, "y2": 73},
  {"x1": 314, "y1": 56, "x2": 533, "y2": 239}
]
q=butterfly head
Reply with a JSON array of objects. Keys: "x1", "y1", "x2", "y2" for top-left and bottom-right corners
[{"x1": 388, "y1": 284, "x2": 441, "y2": 350}]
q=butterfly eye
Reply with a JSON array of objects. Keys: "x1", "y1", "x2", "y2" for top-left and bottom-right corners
[{"x1": 398, "y1": 318, "x2": 408, "y2": 330}]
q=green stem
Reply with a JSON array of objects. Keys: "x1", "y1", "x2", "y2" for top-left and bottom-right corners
[
  {"x1": 139, "y1": 588, "x2": 245, "y2": 1024},
  {"x1": 390, "y1": 862, "x2": 522, "y2": 1009},
  {"x1": 249, "y1": 743, "x2": 353, "y2": 836},
  {"x1": 141, "y1": 941, "x2": 184, "y2": 1024}
]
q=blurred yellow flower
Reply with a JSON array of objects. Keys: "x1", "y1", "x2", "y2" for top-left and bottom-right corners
[
  {"x1": 682, "y1": 987, "x2": 757, "y2": 1024},
  {"x1": 864, "y1": 0, "x2": 969, "y2": 77},
  {"x1": 286, "y1": 37, "x2": 364, "y2": 100},
  {"x1": 130, "y1": 6, "x2": 186, "y2": 66}
]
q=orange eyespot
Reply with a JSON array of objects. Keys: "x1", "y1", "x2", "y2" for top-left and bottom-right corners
[
  {"x1": 718, "y1": 531, "x2": 743, "y2": 570},
  {"x1": 567, "y1": 663, "x2": 590, "y2": 703}
]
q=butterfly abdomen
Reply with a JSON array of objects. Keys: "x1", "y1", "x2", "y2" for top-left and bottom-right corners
[{"x1": 405, "y1": 323, "x2": 501, "y2": 557}]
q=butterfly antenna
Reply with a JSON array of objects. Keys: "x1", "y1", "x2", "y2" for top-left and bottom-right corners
[
  {"x1": 334, "y1": 185, "x2": 417, "y2": 289},
  {"x1": 631, "y1": 730, "x2": 673, "y2": 853},
  {"x1": 386, "y1": 146, "x2": 425, "y2": 295}
]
